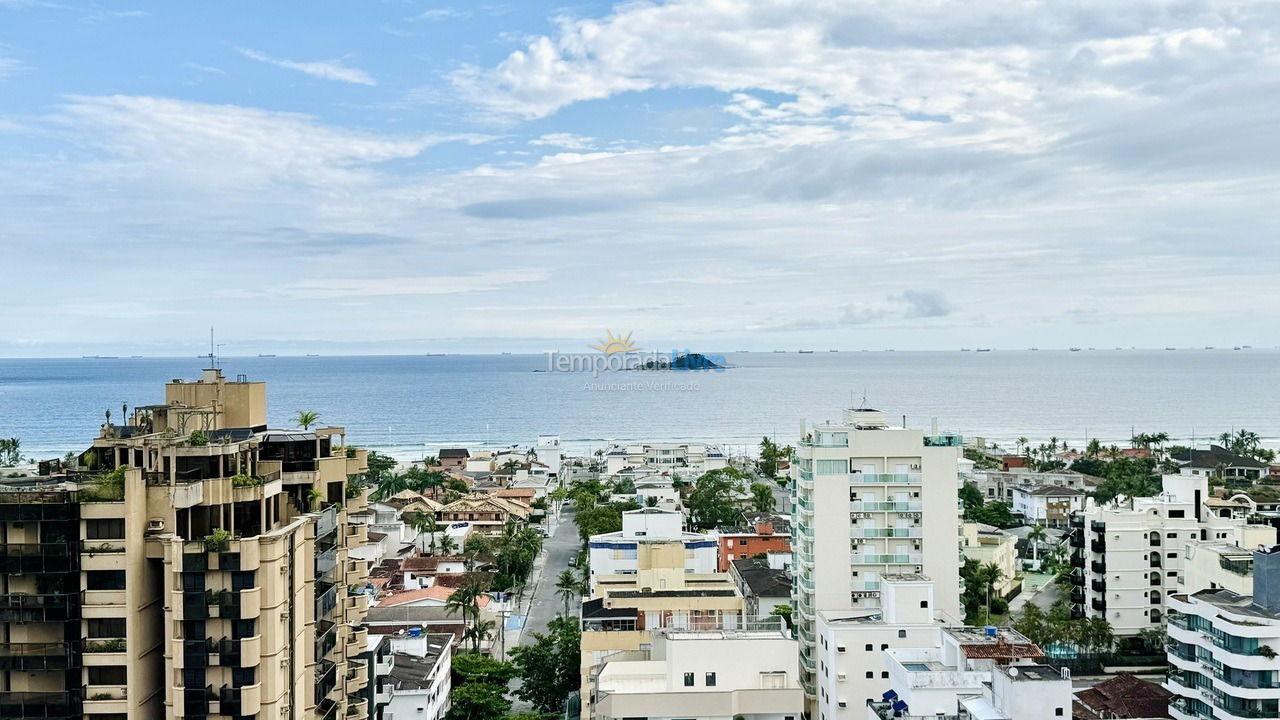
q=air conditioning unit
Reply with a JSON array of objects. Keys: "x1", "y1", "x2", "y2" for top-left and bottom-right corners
[
  {"x1": 836, "y1": 645, "x2": 845, "y2": 653},
  {"x1": 148, "y1": 519, "x2": 165, "y2": 531},
  {"x1": 838, "y1": 700, "x2": 848, "y2": 708},
  {"x1": 915, "y1": 565, "x2": 923, "y2": 572},
  {"x1": 837, "y1": 672, "x2": 846, "y2": 681}
]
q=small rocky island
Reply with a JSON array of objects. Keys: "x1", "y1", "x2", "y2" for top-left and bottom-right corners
[{"x1": 641, "y1": 352, "x2": 727, "y2": 370}]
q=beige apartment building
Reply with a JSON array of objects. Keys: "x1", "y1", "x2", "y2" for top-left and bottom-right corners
[
  {"x1": 579, "y1": 539, "x2": 768, "y2": 720},
  {"x1": 0, "y1": 368, "x2": 371, "y2": 720}
]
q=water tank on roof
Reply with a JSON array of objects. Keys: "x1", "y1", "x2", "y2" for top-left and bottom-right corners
[
  {"x1": 408, "y1": 627, "x2": 422, "y2": 638},
  {"x1": 984, "y1": 625, "x2": 997, "y2": 637}
]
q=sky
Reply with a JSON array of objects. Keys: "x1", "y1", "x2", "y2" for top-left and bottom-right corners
[{"x1": 2, "y1": 0, "x2": 1279, "y2": 357}]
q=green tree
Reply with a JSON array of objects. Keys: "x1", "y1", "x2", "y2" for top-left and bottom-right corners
[
  {"x1": 409, "y1": 512, "x2": 441, "y2": 555},
  {"x1": 959, "y1": 481, "x2": 984, "y2": 511},
  {"x1": 446, "y1": 681, "x2": 512, "y2": 720},
  {"x1": 750, "y1": 482, "x2": 776, "y2": 512},
  {"x1": 445, "y1": 577, "x2": 492, "y2": 652},
  {"x1": 510, "y1": 616, "x2": 581, "y2": 713},
  {"x1": 437, "y1": 533, "x2": 457, "y2": 556},
  {"x1": 293, "y1": 410, "x2": 320, "y2": 430},
  {"x1": 1026, "y1": 524, "x2": 1047, "y2": 564},
  {"x1": 686, "y1": 468, "x2": 748, "y2": 529},
  {"x1": 555, "y1": 569, "x2": 579, "y2": 616},
  {"x1": 452, "y1": 652, "x2": 515, "y2": 685},
  {"x1": 769, "y1": 604, "x2": 794, "y2": 631},
  {"x1": 758, "y1": 437, "x2": 781, "y2": 477}
]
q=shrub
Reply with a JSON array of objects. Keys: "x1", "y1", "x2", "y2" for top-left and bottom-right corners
[{"x1": 188, "y1": 430, "x2": 209, "y2": 446}]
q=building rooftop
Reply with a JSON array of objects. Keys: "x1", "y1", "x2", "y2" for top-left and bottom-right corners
[
  {"x1": 731, "y1": 557, "x2": 792, "y2": 598},
  {"x1": 1073, "y1": 672, "x2": 1171, "y2": 720},
  {"x1": 998, "y1": 663, "x2": 1065, "y2": 682},
  {"x1": 387, "y1": 639, "x2": 452, "y2": 690},
  {"x1": 1186, "y1": 587, "x2": 1280, "y2": 620}
]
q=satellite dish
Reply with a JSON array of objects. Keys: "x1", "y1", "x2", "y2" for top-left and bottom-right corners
[{"x1": 1008, "y1": 667, "x2": 1019, "y2": 676}]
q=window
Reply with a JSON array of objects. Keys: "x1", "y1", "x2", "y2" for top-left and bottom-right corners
[
  {"x1": 683, "y1": 672, "x2": 694, "y2": 686},
  {"x1": 898, "y1": 630, "x2": 907, "y2": 638},
  {"x1": 881, "y1": 671, "x2": 889, "y2": 678},
  {"x1": 864, "y1": 644, "x2": 873, "y2": 651},
  {"x1": 232, "y1": 667, "x2": 257, "y2": 687},
  {"x1": 88, "y1": 666, "x2": 127, "y2": 685},
  {"x1": 880, "y1": 644, "x2": 888, "y2": 651},
  {"x1": 85, "y1": 518, "x2": 125, "y2": 539},
  {"x1": 86, "y1": 570, "x2": 125, "y2": 590},
  {"x1": 183, "y1": 668, "x2": 206, "y2": 688},
  {"x1": 1166, "y1": 532, "x2": 1177, "y2": 538},
  {"x1": 88, "y1": 617, "x2": 126, "y2": 638},
  {"x1": 866, "y1": 672, "x2": 873, "y2": 679},
  {"x1": 817, "y1": 459, "x2": 849, "y2": 474},
  {"x1": 232, "y1": 619, "x2": 256, "y2": 639},
  {"x1": 1167, "y1": 552, "x2": 1177, "y2": 559},
  {"x1": 1168, "y1": 510, "x2": 1185, "y2": 518},
  {"x1": 1055, "y1": 709, "x2": 1064, "y2": 716},
  {"x1": 920, "y1": 600, "x2": 929, "y2": 608},
  {"x1": 705, "y1": 672, "x2": 716, "y2": 687},
  {"x1": 231, "y1": 570, "x2": 256, "y2": 590}
]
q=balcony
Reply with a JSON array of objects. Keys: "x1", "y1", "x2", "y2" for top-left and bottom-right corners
[
  {"x1": 1070, "y1": 587, "x2": 1085, "y2": 603},
  {"x1": 0, "y1": 642, "x2": 75, "y2": 671},
  {"x1": 1069, "y1": 532, "x2": 1084, "y2": 548},
  {"x1": 1069, "y1": 515, "x2": 1084, "y2": 528},
  {"x1": 1091, "y1": 560, "x2": 1106, "y2": 574},
  {"x1": 1091, "y1": 539, "x2": 1107, "y2": 553},
  {"x1": 924, "y1": 433, "x2": 963, "y2": 447},
  {"x1": 850, "y1": 500, "x2": 921, "y2": 512},
  {"x1": 1070, "y1": 606, "x2": 1086, "y2": 620},
  {"x1": 183, "y1": 685, "x2": 215, "y2": 717},
  {"x1": 852, "y1": 553, "x2": 923, "y2": 565},
  {"x1": 316, "y1": 504, "x2": 339, "y2": 539},
  {"x1": 316, "y1": 546, "x2": 339, "y2": 578},
  {"x1": 0, "y1": 543, "x2": 78, "y2": 574},
  {"x1": 1070, "y1": 552, "x2": 1085, "y2": 569},
  {"x1": 316, "y1": 583, "x2": 339, "y2": 620},
  {"x1": 851, "y1": 472, "x2": 922, "y2": 484},
  {"x1": 374, "y1": 681, "x2": 392, "y2": 706},
  {"x1": 1091, "y1": 598, "x2": 1107, "y2": 612},
  {"x1": 1070, "y1": 570, "x2": 1084, "y2": 586},
  {"x1": 316, "y1": 660, "x2": 338, "y2": 703},
  {"x1": 183, "y1": 638, "x2": 215, "y2": 668},
  {"x1": 1091, "y1": 578, "x2": 1107, "y2": 593},
  {"x1": 0, "y1": 592, "x2": 77, "y2": 622},
  {"x1": 317, "y1": 621, "x2": 338, "y2": 660},
  {"x1": 1091, "y1": 521, "x2": 1106, "y2": 532},
  {"x1": 83, "y1": 685, "x2": 127, "y2": 715},
  {"x1": 851, "y1": 527, "x2": 922, "y2": 539},
  {"x1": 0, "y1": 691, "x2": 83, "y2": 719}
]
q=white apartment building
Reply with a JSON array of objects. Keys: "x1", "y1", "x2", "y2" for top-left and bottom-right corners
[
  {"x1": 1183, "y1": 540, "x2": 1256, "y2": 595},
  {"x1": 973, "y1": 469, "x2": 1098, "y2": 502},
  {"x1": 1069, "y1": 474, "x2": 1276, "y2": 635},
  {"x1": 791, "y1": 408, "x2": 964, "y2": 706},
  {"x1": 1165, "y1": 545, "x2": 1280, "y2": 720},
  {"x1": 604, "y1": 442, "x2": 728, "y2": 476},
  {"x1": 862, "y1": 624, "x2": 1060, "y2": 720},
  {"x1": 814, "y1": 576, "x2": 944, "y2": 720},
  {"x1": 1011, "y1": 484, "x2": 1085, "y2": 529},
  {"x1": 378, "y1": 631, "x2": 454, "y2": 720},
  {"x1": 535, "y1": 434, "x2": 563, "y2": 478},
  {"x1": 592, "y1": 627, "x2": 804, "y2": 720},
  {"x1": 587, "y1": 507, "x2": 718, "y2": 591}
]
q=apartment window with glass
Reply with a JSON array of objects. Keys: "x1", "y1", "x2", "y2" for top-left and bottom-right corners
[
  {"x1": 88, "y1": 618, "x2": 126, "y2": 638},
  {"x1": 86, "y1": 570, "x2": 126, "y2": 590},
  {"x1": 706, "y1": 672, "x2": 717, "y2": 686},
  {"x1": 88, "y1": 666, "x2": 127, "y2": 685},
  {"x1": 817, "y1": 459, "x2": 849, "y2": 475},
  {"x1": 231, "y1": 570, "x2": 256, "y2": 590},
  {"x1": 85, "y1": 518, "x2": 125, "y2": 539},
  {"x1": 683, "y1": 672, "x2": 694, "y2": 686},
  {"x1": 232, "y1": 667, "x2": 257, "y2": 687}
]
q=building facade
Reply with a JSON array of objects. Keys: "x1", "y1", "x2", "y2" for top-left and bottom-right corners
[
  {"x1": 1165, "y1": 545, "x2": 1280, "y2": 720},
  {"x1": 604, "y1": 443, "x2": 728, "y2": 477},
  {"x1": 0, "y1": 368, "x2": 372, "y2": 720},
  {"x1": 587, "y1": 508, "x2": 717, "y2": 592},
  {"x1": 790, "y1": 408, "x2": 963, "y2": 707},
  {"x1": 1070, "y1": 474, "x2": 1276, "y2": 635}
]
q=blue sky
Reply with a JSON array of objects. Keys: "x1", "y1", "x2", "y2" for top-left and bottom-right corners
[{"x1": 2, "y1": 0, "x2": 1279, "y2": 356}]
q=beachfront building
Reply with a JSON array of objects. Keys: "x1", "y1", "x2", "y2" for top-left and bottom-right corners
[
  {"x1": 1165, "y1": 545, "x2": 1280, "y2": 720},
  {"x1": 435, "y1": 492, "x2": 531, "y2": 535},
  {"x1": 790, "y1": 407, "x2": 964, "y2": 706},
  {"x1": 1010, "y1": 484, "x2": 1086, "y2": 529},
  {"x1": 972, "y1": 468, "x2": 1099, "y2": 503},
  {"x1": 0, "y1": 368, "x2": 372, "y2": 720},
  {"x1": 961, "y1": 523, "x2": 1022, "y2": 600},
  {"x1": 586, "y1": 507, "x2": 717, "y2": 592},
  {"x1": 864, "y1": 625, "x2": 1060, "y2": 720},
  {"x1": 592, "y1": 626, "x2": 804, "y2": 720},
  {"x1": 1070, "y1": 473, "x2": 1276, "y2": 635},
  {"x1": 578, "y1": 532, "x2": 756, "y2": 720},
  {"x1": 813, "y1": 575, "x2": 944, "y2": 720},
  {"x1": 1174, "y1": 445, "x2": 1270, "y2": 482},
  {"x1": 603, "y1": 442, "x2": 728, "y2": 476},
  {"x1": 1183, "y1": 540, "x2": 1258, "y2": 596},
  {"x1": 534, "y1": 434, "x2": 563, "y2": 479}
]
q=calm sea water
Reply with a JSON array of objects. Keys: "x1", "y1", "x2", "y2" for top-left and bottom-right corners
[{"x1": 1, "y1": 351, "x2": 1277, "y2": 460}]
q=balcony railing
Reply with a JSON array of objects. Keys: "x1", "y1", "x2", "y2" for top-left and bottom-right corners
[
  {"x1": 850, "y1": 501, "x2": 921, "y2": 512},
  {"x1": 0, "y1": 592, "x2": 77, "y2": 622},
  {"x1": 0, "y1": 543, "x2": 78, "y2": 574},
  {"x1": 0, "y1": 642, "x2": 76, "y2": 671},
  {"x1": 316, "y1": 546, "x2": 339, "y2": 578},
  {"x1": 1091, "y1": 560, "x2": 1106, "y2": 573},
  {"x1": 0, "y1": 691, "x2": 84, "y2": 719},
  {"x1": 1091, "y1": 598, "x2": 1107, "y2": 612},
  {"x1": 851, "y1": 472, "x2": 922, "y2": 484},
  {"x1": 1091, "y1": 539, "x2": 1107, "y2": 553},
  {"x1": 316, "y1": 504, "x2": 339, "y2": 539},
  {"x1": 1091, "y1": 579, "x2": 1107, "y2": 592},
  {"x1": 316, "y1": 584, "x2": 339, "y2": 619},
  {"x1": 852, "y1": 553, "x2": 923, "y2": 565},
  {"x1": 851, "y1": 527, "x2": 922, "y2": 538}
]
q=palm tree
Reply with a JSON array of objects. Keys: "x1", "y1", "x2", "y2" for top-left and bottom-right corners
[
  {"x1": 445, "y1": 578, "x2": 490, "y2": 651},
  {"x1": 1026, "y1": 524, "x2": 1047, "y2": 565},
  {"x1": 293, "y1": 410, "x2": 320, "y2": 430},
  {"x1": 463, "y1": 619, "x2": 496, "y2": 653},
  {"x1": 555, "y1": 569, "x2": 579, "y2": 615},
  {"x1": 437, "y1": 533, "x2": 457, "y2": 556},
  {"x1": 410, "y1": 512, "x2": 440, "y2": 555},
  {"x1": 1085, "y1": 438, "x2": 1103, "y2": 459},
  {"x1": 1016, "y1": 437, "x2": 1029, "y2": 457}
]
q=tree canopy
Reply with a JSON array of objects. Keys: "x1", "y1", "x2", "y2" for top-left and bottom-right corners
[{"x1": 509, "y1": 616, "x2": 581, "y2": 713}]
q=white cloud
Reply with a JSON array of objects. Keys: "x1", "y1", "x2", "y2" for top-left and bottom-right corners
[
  {"x1": 410, "y1": 8, "x2": 468, "y2": 22},
  {"x1": 279, "y1": 270, "x2": 550, "y2": 299},
  {"x1": 529, "y1": 132, "x2": 596, "y2": 150},
  {"x1": 0, "y1": 57, "x2": 21, "y2": 78},
  {"x1": 237, "y1": 47, "x2": 376, "y2": 86}
]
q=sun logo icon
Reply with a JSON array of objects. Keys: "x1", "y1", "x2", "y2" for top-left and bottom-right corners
[{"x1": 589, "y1": 330, "x2": 640, "y2": 355}]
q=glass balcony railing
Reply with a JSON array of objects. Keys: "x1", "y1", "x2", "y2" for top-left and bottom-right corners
[
  {"x1": 850, "y1": 501, "x2": 922, "y2": 512},
  {"x1": 850, "y1": 472, "x2": 922, "y2": 484},
  {"x1": 852, "y1": 553, "x2": 922, "y2": 565}
]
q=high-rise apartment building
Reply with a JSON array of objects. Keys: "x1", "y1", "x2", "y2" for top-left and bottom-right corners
[
  {"x1": 0, "y1": 368, "x2": 371, "y2": 720},
  {"x1": 790, "y1": 408, "x2": 963, "y2": 705},
  {"x1": 1069, "y1": 474, "x2": 1275, "y2": 635}
]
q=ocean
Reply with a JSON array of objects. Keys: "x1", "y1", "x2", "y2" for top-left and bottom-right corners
[{"x1": 1, "y1": 350, "x2": 1277, "y2": 461}]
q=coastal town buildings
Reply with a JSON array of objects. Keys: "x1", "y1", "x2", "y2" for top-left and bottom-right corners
[
  {"x1": 1165, "y1": 545, "x2": 1280, "y2": 720},
  {"x1": 0, "y1": 368, "x2": 371, "y2": 720},
  {"x1": 1073, "y1": 673, "x2": 1172, "y2": 720},
  {"x1": 790, "y1": 407, "x2": 964, "y2": 708},
  {"x1": 972, "y1": 468, "x2": 1099, "y2": 503},
  {"x1": 1070, "y1": 473, "x2": 1276, "y2": 635},
  {"x1": 729, "y1": 556, "x2": 792, "y2": 618},
  {"x1": 591, "y1": 626, "x2": 804, "y2": 719},
  {"x1": 1174, "y1": 445, "x2": 1269, "y2": 482},
  {"x1": 586, "y1": 507, "x2": 717, "y2": 592},
  {"x1": 534, "y1": 434, "x2": 563, "y2": 479},
  {"x1": 603, "y1": 442, "x2": 728, "y2": 476},
  {"x1": 1182, "y1": 540, "x2": 1257, "y2": 595}
]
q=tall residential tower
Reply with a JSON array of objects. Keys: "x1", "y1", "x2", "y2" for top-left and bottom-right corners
[{"x1": 790, "y1": 408, "x2": 963, "y2": 706}]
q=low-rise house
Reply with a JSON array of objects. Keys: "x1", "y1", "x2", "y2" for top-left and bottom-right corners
[
  {"x1": 465, "y1": 450, "x2": 494, "y2": 473},
  {"x1": 1012, "y1": 484, "x2": 1086, "y2": 528},
  {"x1": 587, "y1": 507, "x2": 717, "y2": 591},
  {"x1": 715, "y1": 519, "x2": 792, "y2": 571},
  {"x1": 974, "y1": 468, "x2": 1100, "y2": 502},
  {"x1": 592, "y1": 627, "x2": 804, "y2": 719},
  {"x1": 437, "y1": 447, "x2": 469, "y2": 470},
  {"x1": 730, "y1": 557, "x2": 792, "y2": 617},
  {"x1": 437, "y1": 492, "x2": 531, "y2": 534},
  {"x1": 1073, "y1": 672, "x2": 1171, "y2": 720},
  {"x1": 1174, "y1": 444, "x2": 1270, "y2": 481},
  {"x1": 380, "y1": 634, "x2": 454, "y2": 720},
  {"x1": 961, "y1": 522, "x2": 1022, "y2": 598},
  {"x1": 604, "y1": 442, "x2": 729, "y2": 476}
]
